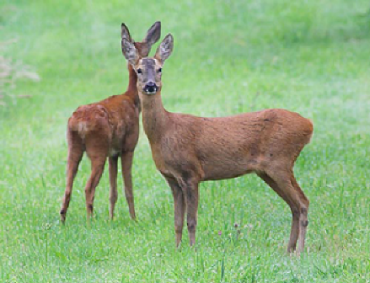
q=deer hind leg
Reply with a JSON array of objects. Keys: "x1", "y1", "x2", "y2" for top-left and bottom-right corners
[
  {"x1": 166, "y1": 177, "x2": 186, "y2": 247},
  {"x1": 290, "y1": 176, "x2": 309, "y2": 254},
  {"x1": 109, "y1": 155, "x2": 119, "y2": 219},
  {"x1": 258, "y1": 172, "x2": 299, "y2": 252},
  {"x1": 85, "y1": 137, "x2": 108, "y2": 219},
  {"x1": 60, "y1": 130, "x2": 84, "y2": 223},
  {"x1": 258, "y1": 170, "x2": 309, "y2": 254}
]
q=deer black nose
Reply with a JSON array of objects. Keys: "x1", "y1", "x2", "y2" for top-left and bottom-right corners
[{"x1": 144, "y1": 82, "x2": 158, "y2": 94}]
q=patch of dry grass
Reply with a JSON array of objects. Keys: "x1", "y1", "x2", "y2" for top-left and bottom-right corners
[{"x1": 0, "y1": 39, "x2": 40, "y2": 105}]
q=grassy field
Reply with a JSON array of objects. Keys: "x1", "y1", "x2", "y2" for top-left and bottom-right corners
[{"x1": 1, "y1": 0, "x2": 370, "y2": 282}]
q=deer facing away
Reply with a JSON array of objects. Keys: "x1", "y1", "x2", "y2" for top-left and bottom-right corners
[
  {"x1": 121, "y1": 33, "x2": 313, "y2": 253},
  {"x1": 60, "y1": 22, "x2": 161, "y2": 223}
]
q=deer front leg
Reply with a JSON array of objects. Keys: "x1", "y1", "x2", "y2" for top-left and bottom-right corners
[
  {"x1": 166, "y1": 177, "x2": 186, "y2": 247},
  {"x1": 183, "y1": 180, "x2": 199, "y2": 246},
  {"x1": 121, "y1": 151, "x2": 136, "y2": 220}
]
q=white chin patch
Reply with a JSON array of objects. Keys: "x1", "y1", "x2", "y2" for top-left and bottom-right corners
[{"x1": 145, "y1": 90, "x2": 157, "y2": 95}]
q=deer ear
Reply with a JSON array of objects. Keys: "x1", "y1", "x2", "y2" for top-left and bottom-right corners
[
  {"x1": 154, "y1": 34, "x2": 174, "y2": 64},
  {"x1": 144, "y1": 21, "x2": 161, "y2": 47},
  {"x1": 122, "y1": 38, "x2": 138, "y2": 66},
  {"x1": 121, "y1": 23, "x2": 133, "y2": 43}
]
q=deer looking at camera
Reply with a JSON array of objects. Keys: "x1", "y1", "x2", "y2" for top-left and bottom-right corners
[
  {"x1": 60, "y1": 22, "x2": 161, "y2": 223},
  {"x1": 121, "y1": 34, "x2": 313, "y2": 253}
]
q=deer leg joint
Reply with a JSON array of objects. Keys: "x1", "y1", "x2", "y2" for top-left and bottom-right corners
[{"x1": 187, "y1": 221, "x2": 196, "y2": 232}]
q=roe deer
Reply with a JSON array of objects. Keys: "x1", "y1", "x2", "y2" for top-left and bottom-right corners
[
  {"x1": 121, "y1": 34, "x2": 313, "y2": 253},
  {"x1": 60, "y1": 22, "x2": 161, "y2": 223}
]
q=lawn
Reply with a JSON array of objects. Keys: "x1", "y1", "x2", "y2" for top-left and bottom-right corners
[{"x1": 1, "y1": 0, "x2": 370, "y2": 282}]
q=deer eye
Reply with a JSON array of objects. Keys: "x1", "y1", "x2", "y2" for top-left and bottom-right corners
[
  {"x1": 158, "y1": 68, "x2": 162, "y2": 73},
  {"x1": 137, "y1": 68, "x2": 142, "y2": 74}
]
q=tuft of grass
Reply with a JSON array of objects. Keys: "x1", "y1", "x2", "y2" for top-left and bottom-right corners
[{"x1": 1, "y1": 0, "x2": 370, "y2": 282}]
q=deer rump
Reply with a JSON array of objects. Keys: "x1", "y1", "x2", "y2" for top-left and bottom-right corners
[
  {"x1": 68, "y1": 104, "x2": 110, "y2": 139},
  {"x1": 68, "y1": 98, "x2": 139, "y2": 157},
  {"x1": 152, "y1": 108, "x2": 313, "y2": 182}
]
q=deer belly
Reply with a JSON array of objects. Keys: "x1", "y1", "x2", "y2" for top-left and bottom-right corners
[{"x1": 201, "y1": 157, "x2": 256, "y2": 181}]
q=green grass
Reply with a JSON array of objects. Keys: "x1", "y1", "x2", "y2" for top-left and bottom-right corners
[{"x1": 1, "y1": 0, "x2": 370, "y2": 282}]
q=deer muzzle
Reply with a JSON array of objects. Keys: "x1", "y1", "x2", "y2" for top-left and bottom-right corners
[{"x1": 144, "y1": 82, "x2": 158, "y2": 94}]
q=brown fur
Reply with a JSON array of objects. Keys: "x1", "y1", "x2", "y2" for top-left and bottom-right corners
[
  {"x1": 122, "y1": 34, "x2": 313, "y2": 253},
  {"x1": 60, "y1": 22, "x2": 161, "y2": 222}
]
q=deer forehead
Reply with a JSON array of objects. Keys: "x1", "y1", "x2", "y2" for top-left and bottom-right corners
[{"x1": 138, "y1": 58, "x2": 161, "y2": 70}]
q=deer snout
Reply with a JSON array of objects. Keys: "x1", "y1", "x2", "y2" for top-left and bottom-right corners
[{"x1": 144, "y1": 82, "x2": 158, "y2": 94}]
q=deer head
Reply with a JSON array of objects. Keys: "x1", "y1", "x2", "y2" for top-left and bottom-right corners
[{"x1": 122, "y1": 33, "x2": 174, "y2": 95}]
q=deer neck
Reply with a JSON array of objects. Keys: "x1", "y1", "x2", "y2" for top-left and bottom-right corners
[
  {"x1": 140, "y1": 90, "x2": 168, "y2": 143},
  {"x1": 125, "y1": 64, "x2": 140, "y2": 108}
]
